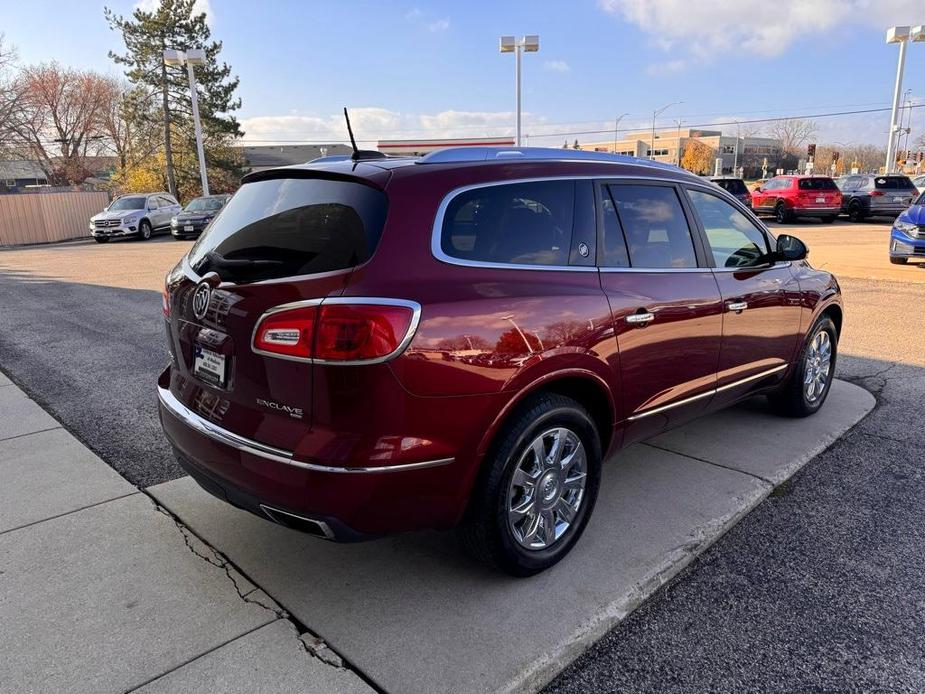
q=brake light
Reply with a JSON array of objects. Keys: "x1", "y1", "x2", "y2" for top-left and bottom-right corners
[
  {"x1": 253, "y1": 301, "x2": 417, "y2": 363},
  {"x1": 870, "y1": 190, "x2": 884, "y2": 197}
]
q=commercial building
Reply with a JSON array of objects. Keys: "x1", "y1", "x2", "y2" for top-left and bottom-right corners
[
  {"x1": 579, "y1": 129, "x2": 785, "y2": 177},
  {"x1": 239, "y1": 144, "x2": 353, "y2": 173}
]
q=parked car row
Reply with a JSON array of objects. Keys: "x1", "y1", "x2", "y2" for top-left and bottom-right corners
[{"x1": 89, "y1": 193, "x2": 230, "y2": 243}]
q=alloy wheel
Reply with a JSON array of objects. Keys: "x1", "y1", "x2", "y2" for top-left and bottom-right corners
[
  {"x1": 804, "y1": 330, "x2": 832, "y2": 403},
  {"x1": 507, "y1": 427, "x2": 587, "y2": 550}
]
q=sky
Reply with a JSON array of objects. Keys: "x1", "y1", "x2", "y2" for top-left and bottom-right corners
[{"x1": 2, "y1": 0, "x2": 924, "y2": 148}]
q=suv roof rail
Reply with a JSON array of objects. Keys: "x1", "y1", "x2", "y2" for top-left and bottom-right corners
[{"x1": 415, "y1": 146, "x2": 687, "y2": 172}]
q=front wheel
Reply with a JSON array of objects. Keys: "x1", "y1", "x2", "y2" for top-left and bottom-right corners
[
  {"x1": 93, "y1": 237, "x2": 109, "y2": 244},
  {"x1": 890, "y1": 256, "x2": 907, "y2": 265},
  {"x1": 458, "y1": 393, "x2": 602, "y2": 576},
  {"x1": 139, "y1": 220, "x2": 152, "y2": 240},
  {"x1": 769, "y1": 316, "x2": 838, "y2": 418}
]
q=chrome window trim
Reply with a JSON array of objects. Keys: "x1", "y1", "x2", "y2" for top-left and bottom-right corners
[
  {"x1": 431, "y1": 174, "x2": 711, "y2": 273},
  {"x1": 250, "y1": 297, "x2": 422, "y2": 366},
  {"x1": 626, "y1": 363, "x2": 788, "y2": 421},
  {"x1": 158, "y1": 385, "x2": 454, "y2": 473}
]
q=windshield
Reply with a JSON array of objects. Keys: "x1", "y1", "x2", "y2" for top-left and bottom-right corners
[
  {"x1": 188, "y1": 177, "x2": 388, "y2": 283},
  {"x1": 185, "y1": 197, "x2": 225, "y2": 212},
  {"x1": 873, "y1": 176, "x2": 915, "y2": 190},
  {"x1": 109, "y1": 196, "x2": 146, "y2": 211},
  {"x1": 713, "y1": 179, "x2": 748, "y2": 195},
  {"x1": 798, "y1": 178, "x2": 838, "y2": 191}
]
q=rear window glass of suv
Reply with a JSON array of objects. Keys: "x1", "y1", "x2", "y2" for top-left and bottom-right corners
[
  {"x1": 440, "y1": 180, "x2": 575, "y2": 267},
  {"x1": 797, "y1": 178, "x2": 838, "y2": 191},
  {"x1": 712, "y1": 179, "x2": 748, "y2": 196},
  {"x1": 188, "y1": 177, "x2": 387, "y2": 283},
  {"x1": 873, "y1": 176, "x2": 915, "y2": 190}
]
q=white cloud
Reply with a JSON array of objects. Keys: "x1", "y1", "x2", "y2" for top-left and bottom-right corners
[
  {"x1": 645, "y1": 59, "x2": 686, "y2": 75},
  {"x1": 427, "y1": 18, "x2": 450, "y2": 32},
  {"x1": 135, "y1": 0, "x2": 213, "y2": 25},
  {"x1": 599, "y1": 0, "x2": 923, "y2": 60},
  {"x1": 405, "y1": 8, "x2": 449, "y2": 32},
  {"x1": 544, "y1": 60, "x2": 571, "y2": 73},
  {"x1": 404, "y1": 8, "x2": 423, "y2": 20}
]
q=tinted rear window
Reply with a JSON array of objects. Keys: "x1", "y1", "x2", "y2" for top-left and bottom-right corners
[
  {"x1": 798, "y1": 178, "x2": 838, "y2": 191},
  {"x1": 873, "y1": 176, "x2": 915, "y2": 190},
  {"x1": 712, "y1": 179, "x2": 748, "y2": 195},
  {"x1": 440, "y1": 180, "x2": 575, "y2": 266},
  {"x1": 188, "y1": 177, "x2": 387, "y2": 282}
]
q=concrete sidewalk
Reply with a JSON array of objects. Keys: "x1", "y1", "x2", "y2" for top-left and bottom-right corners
[
  {"x1": 149, "y1": 380, "x2": 874, "y2": 694},
  {"x1": 0, "y1": 376, "x2": 373, "y2": 694}
]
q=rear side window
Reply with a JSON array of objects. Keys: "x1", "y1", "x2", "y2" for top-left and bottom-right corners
[
  {"x1": 440, "y1": 180, "x2": 575, "y2": 267},
  {"x1": 713, "y1": 179, "x2": 747, "y2": 195},
  {"x1": 189, "y1": 177, "x2": 388, "y2": 283},
  {"x1": 798, "y1": 178, "x2": 838, "y2": 191},
  {"x1": 606, "y1": 184, "x2": 697, "y2": 269},
  {"x1": 874, "y1": 176, "x2": 915, "y2": 190}
]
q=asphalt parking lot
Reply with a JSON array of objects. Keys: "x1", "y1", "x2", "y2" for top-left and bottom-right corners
[{"x1": 0, "y1": 217, "x2": 923, "y2": 691}]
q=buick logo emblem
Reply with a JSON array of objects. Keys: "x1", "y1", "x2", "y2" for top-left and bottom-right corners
[{"x1": 192, "y1": 282, "x2": 211, "y2": 320}]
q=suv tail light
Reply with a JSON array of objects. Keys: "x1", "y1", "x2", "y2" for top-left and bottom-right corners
[
  {"x1": 870, "y1": 190, "x2": 884, "y2": 197},
  {"x1": 253, "y1": 300, "x2": 420, "y2": 364}
]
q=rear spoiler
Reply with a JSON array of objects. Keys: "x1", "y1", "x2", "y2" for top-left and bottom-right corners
[{"x1": 240, "y1": 165, "x2": 389, "y2": 191}]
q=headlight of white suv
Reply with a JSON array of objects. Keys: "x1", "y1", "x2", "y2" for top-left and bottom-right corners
[
  {"x1": 893, "y1": 220, "x2": 918, "y2": 236},
  {"x1": 122, "y1": 213, "x2": 141, "y2": 224}
]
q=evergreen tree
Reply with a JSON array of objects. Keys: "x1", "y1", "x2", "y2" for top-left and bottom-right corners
[
  {"x1": 573, "y1": 139, "x2": 580, "y2": 150},
  {"x1": 105, "y1": 0, "x2": 242, "y2": 198}
]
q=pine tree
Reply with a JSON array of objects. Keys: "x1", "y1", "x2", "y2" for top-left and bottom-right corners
[
  {"x1": 105, "y1": 0, "x2": 242, "y2": 199},
  {"x1": 573, "y1": 139, "x2": 580, "y2": 150}
]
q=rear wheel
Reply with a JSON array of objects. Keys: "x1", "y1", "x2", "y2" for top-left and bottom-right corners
[
  {"x1": 774, "y1": 201, "x2": 792, "y2": 224},
  {"x1": 458, "y1": 393, "x2": 602, "y2": 576},
  {"x1": 890, "y1": 256, "x2": 908, "y2": 265},
  {"x1": 769, "y1": 316, "x2": 837, "y2": 418},
  {"x1": 139, "y1": 220, "x2": 152, "y2": 240},
  {"x1": 848, "y1": 202, "x2": 866, "y2": 223}
]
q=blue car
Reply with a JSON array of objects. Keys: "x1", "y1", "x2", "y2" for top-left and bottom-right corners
[{"x1": 890, "y1": 191, "x2": 925, "y2": 264}]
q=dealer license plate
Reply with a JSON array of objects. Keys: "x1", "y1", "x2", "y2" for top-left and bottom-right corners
[
  {"x1": 815, "y1": 197, "x2": 825, "y2": 203},
  {"x1": 194, "y1": 345, "x2": 226, "y2": 387},
  {"x1": 184, "y1": 225, "x2": 194, "y2": 232},
  {"x1": 894, "y1": 196, "x2": 904, "y2": 203}
]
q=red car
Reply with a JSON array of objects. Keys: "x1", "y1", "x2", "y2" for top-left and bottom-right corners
[
  {"x1": 751, "y1": 175, "x2": 842, "y2": 224},
  {"x1": 158, "y1": 148, "x2": 843, "y2": 576}
]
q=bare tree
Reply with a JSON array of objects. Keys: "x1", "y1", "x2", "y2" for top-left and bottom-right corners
[
  {"x1": 97, "y1": 78, "x2": 160, "y2": 171},
  {"x1": 0, "y1": 34, "x2": 22, "y2": 155},
  {"x1": 8, "y1": 63, "x2": 113, "y2": 183},
  {"x1": 766, "y1": 118, "x2": 818, "y2": 155}
]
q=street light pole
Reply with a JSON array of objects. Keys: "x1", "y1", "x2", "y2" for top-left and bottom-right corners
[
  {"x1": 651, "y1": 102, "x2": 681, "y2": 160},
  {"x1": 733, "y1": 120, "x2": 740, "y2": 177},
  {"x1": 164, "y1": 48, "x2": 210, "y2": 196},
  {"x1": 885, "y1": 26, "x2": 925, "y2": 173},
  {"x1": 613, "y1": 112, "x2": 629, "y2": 154},
  {"x1": 500, "y1": 35, "x2": 539, "y2": 147}
]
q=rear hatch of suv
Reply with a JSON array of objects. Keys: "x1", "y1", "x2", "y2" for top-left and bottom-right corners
[
  {"x1": 796, "y1": 177, "x2": 840, "y2": 208},
  {"x1": 164, "y1": 169, "x2": 390, "y2": 452},
  {"x1": 711, "y1": 178, "x2": 751, "y2": 206},
  {"x1": 869, "y1": 175, "x2": 917, "y2": 210}
]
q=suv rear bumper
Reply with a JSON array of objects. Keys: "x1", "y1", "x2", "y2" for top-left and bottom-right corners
[
  {"x1": 156, "y1": 367, "x2": 481, "y2": 538},
  {"x1": 792, "y1": 206, "x2": 841, "y2": 217}
]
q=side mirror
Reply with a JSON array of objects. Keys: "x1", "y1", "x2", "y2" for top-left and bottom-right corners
[
  {"x1": 776, "y1": 234, "x2": 808, "y2": 261},
  {"x1": 753, "y1": 186, "x2": 762, "y2": 193}
]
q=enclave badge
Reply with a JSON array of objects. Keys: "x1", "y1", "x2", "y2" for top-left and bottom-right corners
[{"x1": 192, "y1": 282, "x2": 211, "y2": 320}]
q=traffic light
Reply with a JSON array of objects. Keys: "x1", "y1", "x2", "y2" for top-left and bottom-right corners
[
  {"x1": 832, "y1": 150, "x2": 840, "y2": 163},
  {"x1": 807, "y1": 143, "x2": 816, "y2": 158}
]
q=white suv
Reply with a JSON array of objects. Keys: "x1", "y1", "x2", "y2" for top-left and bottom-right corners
[{"x1": 89, "y1": 193, "x2": 181, "y2": 243}]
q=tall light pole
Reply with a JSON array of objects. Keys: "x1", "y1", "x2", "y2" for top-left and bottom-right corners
[
  {"x1": 885, "y1": 26, "x2": 924, "y2": 173},
  {"x1": 499, "y1": 35, "x2": 539, "y2": 147},
  {"x1": 732, "y1": 120, "x2": 741, "y2": 177},
  {"x1": 613, "y1": 112, "x2": 629, "y2": 153},
  {"x1": 651, "y1": 101, "x2": 681, "y2": 160},
  {"x1": 164, "y1": 48, "x2": 209, "y2": 196},
  {"x1": 675, "y1": 118, "x2": 683, "y2": 165}
]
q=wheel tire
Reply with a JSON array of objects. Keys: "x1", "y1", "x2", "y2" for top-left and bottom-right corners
[
  {"x1": 820, "y1": 215, "x2": 835, "y2": 224},
  {"x1": 457, "y1": 392, "x2": 602, "y2": 577},
  {"x1": 94, "y1": 237, "x2": 109, "y2": 244},
  {"x1": 769, "y1": 316, "x2": 838, "y2": 418},
  {"x1": 139, "y1": 220, "x2": 152, "y2": 240},
  {"x1": 774, "y1": 201, "x2": 791, "y2": 224},
  {"x1": 173, "y1": 234, "x2": 186, "y2": 241},
  {"x1": 848, "y1": 203, "x2": 865, "y2": 223},
  {"x1": 890, "y1": 256, "x2": 908, "y2": 265}
]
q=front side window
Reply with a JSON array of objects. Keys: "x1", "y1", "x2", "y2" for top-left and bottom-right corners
[
  {"x1": 606, "y1": 184, "x2": 697, "y2": 269},
  {"x1": 688, "y1": 189, "x2": 769, "y2": 268},
  {"x1": 440, "y1": 180, "x2": 575, "y2": 267}
]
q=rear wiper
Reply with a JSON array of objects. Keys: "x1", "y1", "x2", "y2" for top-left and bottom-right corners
[{"x1": 204, "y1": 250, "x2": 284, "y2": 270}]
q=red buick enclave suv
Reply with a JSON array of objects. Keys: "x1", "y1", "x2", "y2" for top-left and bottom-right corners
[{"x1": 158, "y1": 147, "x2": 843, "y2": 576}]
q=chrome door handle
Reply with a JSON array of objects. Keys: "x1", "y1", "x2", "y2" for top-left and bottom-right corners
[
  {"x1": 727, "y1": 301, "x2": 748, "y2": 312},
  {"x1": 626, "y1": 312, "x2": 655, "y2": 325}
]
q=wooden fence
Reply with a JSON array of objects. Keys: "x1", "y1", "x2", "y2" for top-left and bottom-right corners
[{"x1": 0, "y1": 190, "x2": 110, "y2": 246}]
